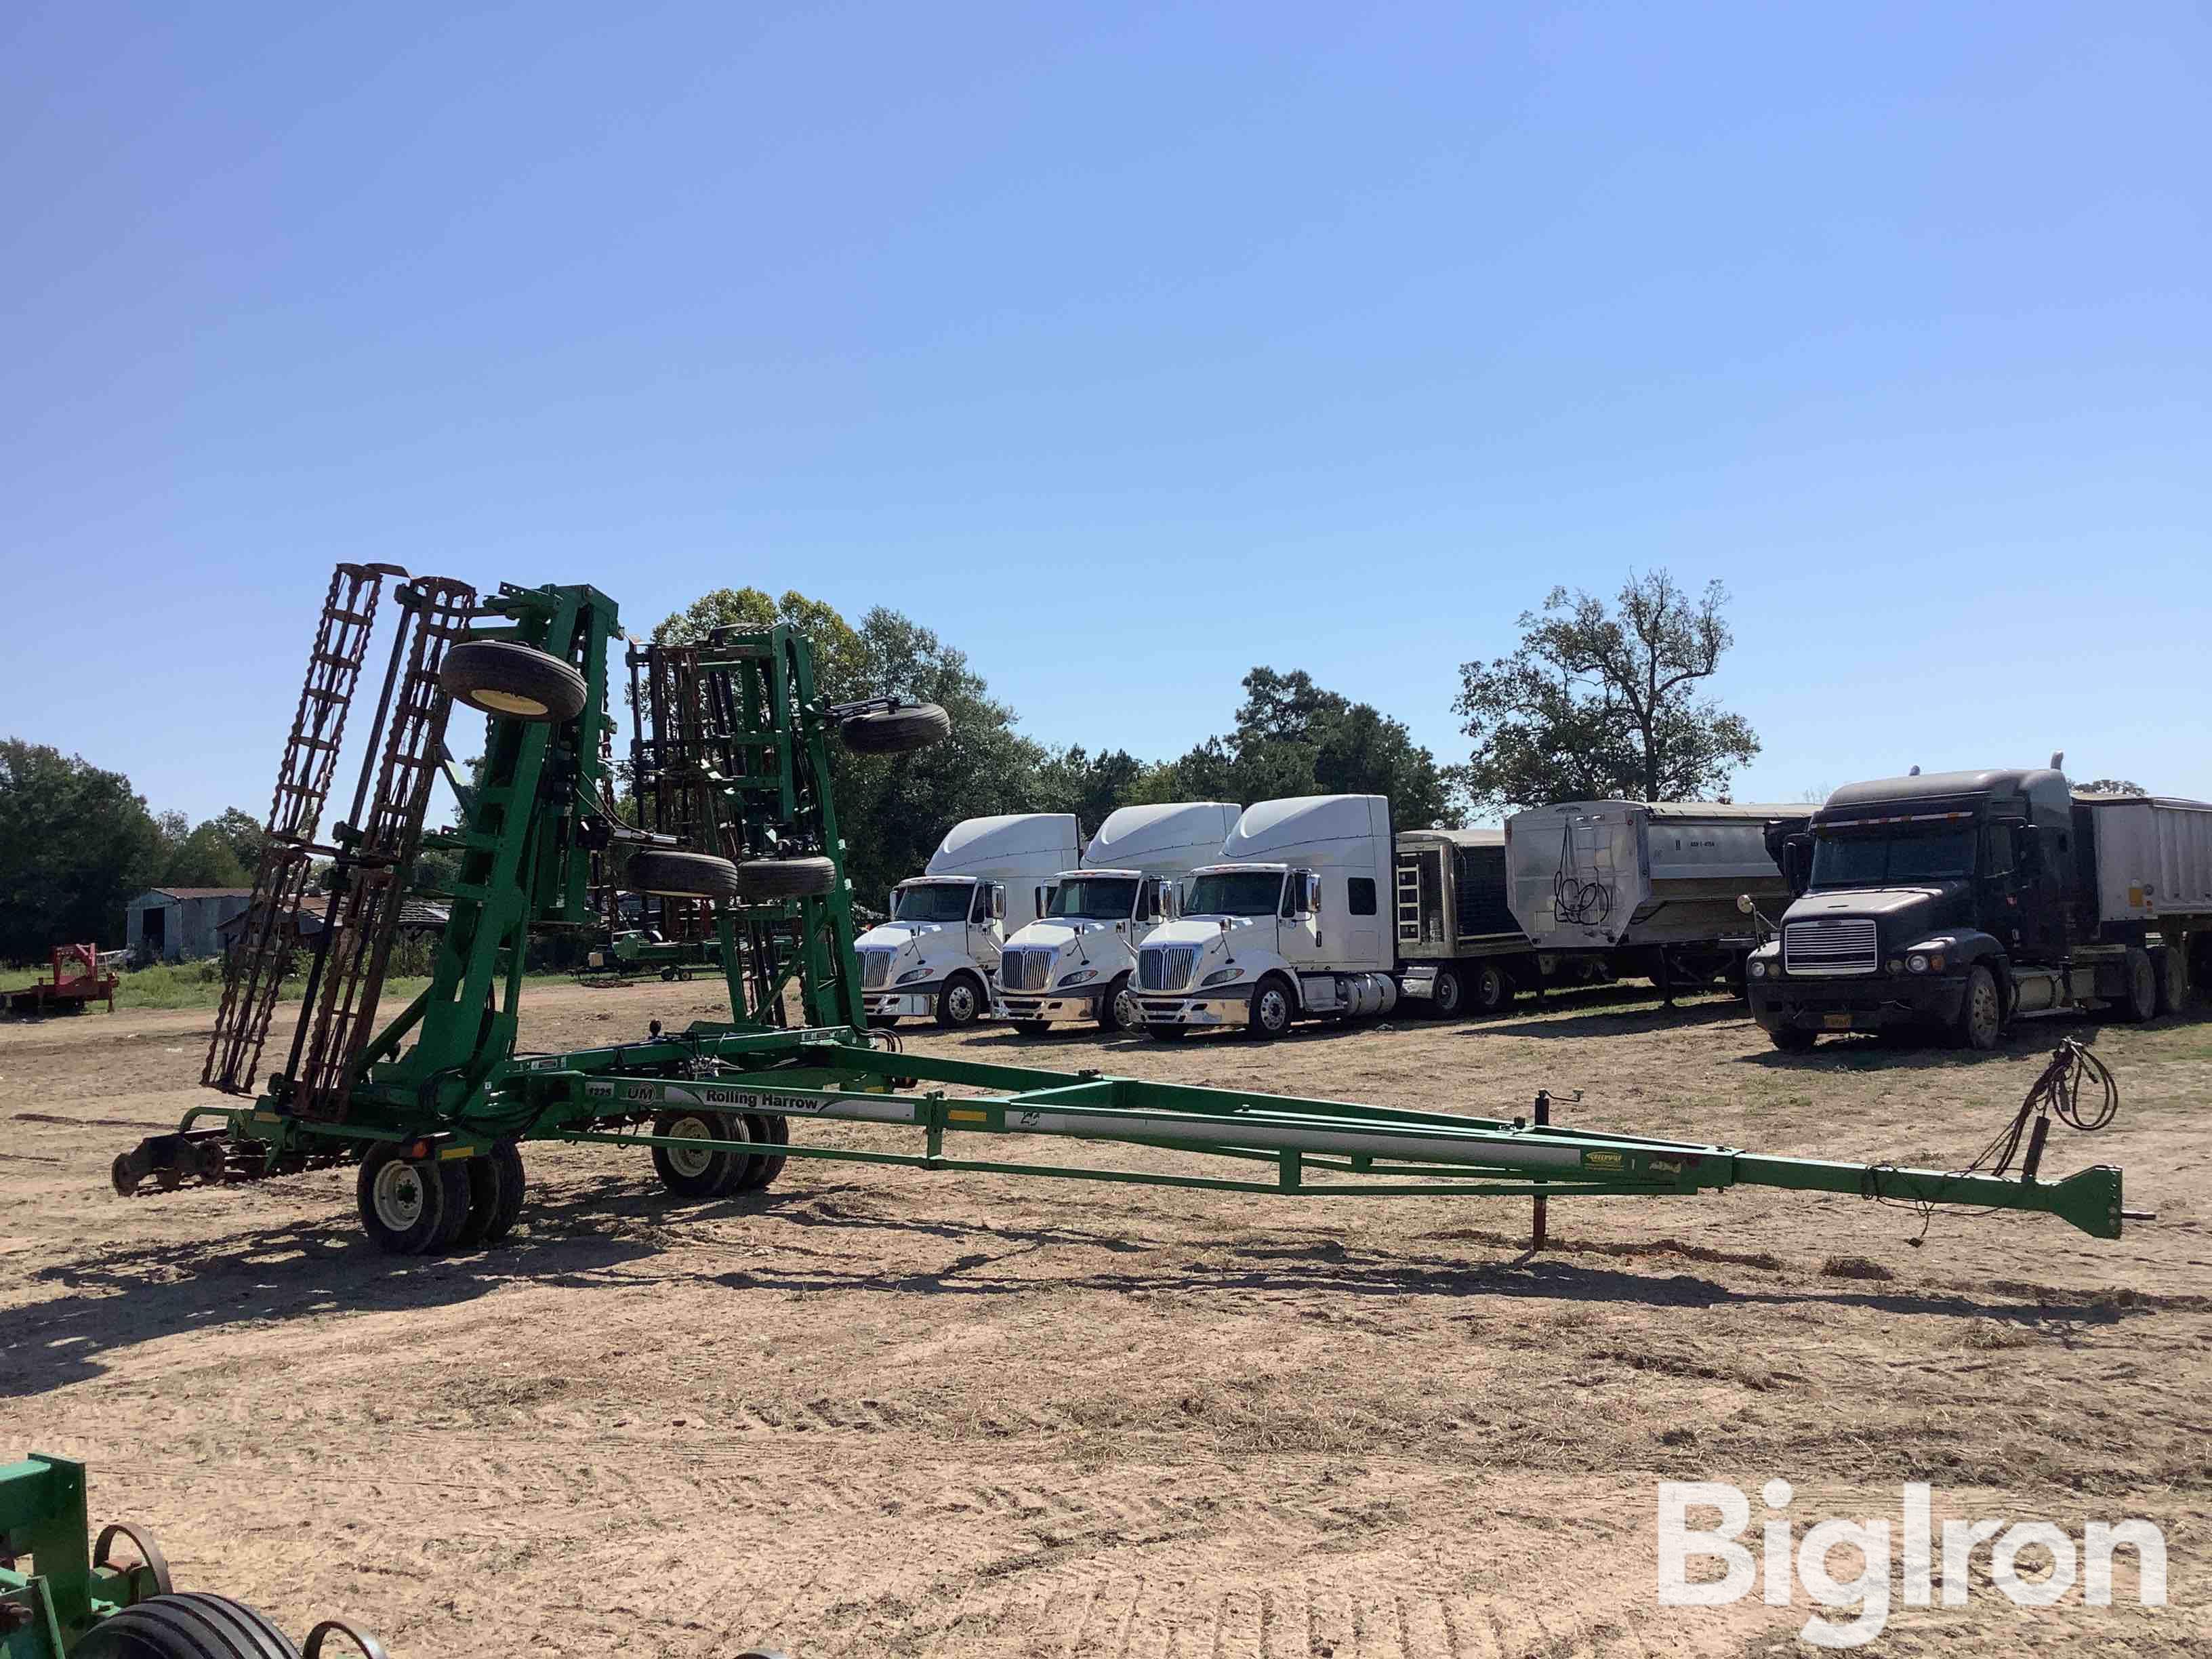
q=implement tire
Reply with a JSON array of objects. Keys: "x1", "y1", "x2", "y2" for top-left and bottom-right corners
[
  {"x1": 628, "y1": 851, "x2": 743, "y2": 899},
  {"x1": 357, "y1": 1143, "x2": 466, "y2": 1256},
  {"x1": 441, "y1": 640, "x2": 588, "y2": 724},
  {"x1": 651, "y1": 1109, "x2": 746, "y2": 1199},
  {"x1": 840, "y1": 703, "x2": 951, "y2": 755},
  {"x1": 76, "y1": 1592, "x2": 301, "y2": 1658},
  {"x1": 734, "y1": 856, "x2": 838, "y2": 901}
]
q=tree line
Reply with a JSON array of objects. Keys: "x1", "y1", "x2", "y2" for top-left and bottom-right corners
[{"x1": 4, "y1": 568, "x2": 1768, "y2": 960}]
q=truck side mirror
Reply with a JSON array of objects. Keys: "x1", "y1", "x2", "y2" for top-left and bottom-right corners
[
  {"x1": 1782, "y1": 834, "x2": 1814, "y2": 896},
  {"x1": 1307, "y1": 873, "x2": 1322, "y2": 914},
  {"x1": 2014, "y1": 823, "x2": 2041, "y2": 873},
  {"x1": 991, "y1": 884, "x2": 1006, "y2": 920}
]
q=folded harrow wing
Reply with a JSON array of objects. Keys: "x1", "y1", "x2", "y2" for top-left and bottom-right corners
[{"x1": 115, "y1": 566, "x2": 2135, "y2": 1253}]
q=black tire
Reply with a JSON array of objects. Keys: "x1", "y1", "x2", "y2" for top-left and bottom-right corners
[
  {"x1": 2155, "y1": 945, "x2": 2188, "y2": 1017},
  {"x1": 1767, "y1": 1025, "x2": 1818, "y2": 1052},
  {"x1": 357, "y1": 1143, "x2": 464, "y2": 1256},
  {"x1": 1431, "y1": 964, "x2": 1465, "y2": 1019},
  {"x1": 650, "y1": 1109, "x2": 745, "y2": 1198},
  {"x1": 76, "y1": 1591, "x2": 300, "y2": 1658},
  {"x1": 1471, "y1": 962, "x2": 1513, "y2": 1015},
  {"x1": 2121, "y1": 948, "x2": 2158, "y2": 1023},
  {"x1": 1954, "y1": 964, "x2": 2003, "y2": 1050},
  {"x1": 1097, "y1": 973, "x2": 1140, "y2": 1034},
  {"x1": 729, "y1": 1111, "x2": 787, "y2": 1191},
  {"x1": 440, "y1": 640, "x2": 587, "y2": 724},
  {"x1": 449, "y1": 1154, "x2": 503, "y2": 1249},
  {"x1": 628, "y1": 850, "x2": 743, "y2": 899},
  {"x1": 1248, "y1": 975, "x2": 1295, "y2": 1040},
  {"x1": 840, "y1": 703, "x2": 951, "y2": 754},
  {"x1": 936, "y1": 972, "x2": 985, "y2": 1028},
  {"x1": 482, "y1": 1143, "x2": 526, "y2": 1243},
  {"x1": 734, "y1": 856, "x2": 838, "y2": 901},
  {"x1": 1009, "y1": 1019, "x2": 1050, "y2": 1036}
]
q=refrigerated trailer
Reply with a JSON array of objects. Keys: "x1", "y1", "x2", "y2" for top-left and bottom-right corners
[
  {"x1": 995, "y1": 800, "x2": 1240, "y2": 1033},
  {"x1": 1748, "y1": 769, "x2": 2212, "y2": 1049},
  {"x1": 1504, "y1": 800, "x2": 1809, "y2": 989}
]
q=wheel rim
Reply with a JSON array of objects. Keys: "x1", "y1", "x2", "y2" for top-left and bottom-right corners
[
  {"x1": 1259, "y1": 987, "x2": 1289, "y2": 1031},
  {"x1": 1480, "y1": 968, "x2": 1504, "y2": 1007},
  {"x1": 371, "y1": 1161, "x2": 427, "y2": 1231},
  {"x1": 946, "y1": 983, "x2": 976, "y2": 1022},
  {"x1": 472, "y1": 690, "x2": 550, "y2": 717},
  {"x1": 665, "y1": 1115, "x2": 717, "y2": 1179},
  {"x1": 1971, "y1": 979, "x2": 2000, "y2": 1040},
  {"x1": 1436, "y1": 974, "x2": 1460, "y2": 1013},
  {"x1": 1113, "y1": 987, "x2": 1141, "y2": 1029}
]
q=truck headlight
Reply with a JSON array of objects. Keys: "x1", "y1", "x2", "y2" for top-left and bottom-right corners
[
  {"x1": 896, "y1": 968, "x2": 931, "y2": 985},
  {"x1": 1906, "y1": 954, "x2": 1928, "y2": 974},
  {"x1": 1058, "y1": 968, "x2": 1097, "y2": 987},
  {"x1": 1748, "y1": 958, "x2": 1767, "y2": 979},
  {"x1": 1200, "y1": 967, "x2": 1242, "y2": 987}
]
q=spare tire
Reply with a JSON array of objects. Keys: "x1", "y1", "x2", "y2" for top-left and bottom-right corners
[
  {"x1": 735, "y1": 856, "x2": 838, "y2": 900},
  {"x1": 840, "y1": 703, "x2": 951, "y2": 755},
  {"x1": 628, "y1": 850, "x2": 743, "y2": 899},
  {"x1": 441, "y1": 640, "x2": 588, "y2": 723}
]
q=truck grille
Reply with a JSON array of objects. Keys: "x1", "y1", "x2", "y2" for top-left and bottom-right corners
[
  {"x1": 859, "y1": 949, "x2": 892, "y2": 989},
  {"x1": 1138, "y1": 944, "x2": 1200, "y2": 992},
  {"x1": 1783, "y1": 918, "x2": 1879, "y2": 977},
  {"x1": 1000, "y1": 948, "x2": 1051, "y2": 992}
]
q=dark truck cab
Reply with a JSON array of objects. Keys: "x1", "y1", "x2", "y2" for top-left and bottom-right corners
[{"x1": 1746, "y1": 767, "x2": 2207, "y2": 1050}]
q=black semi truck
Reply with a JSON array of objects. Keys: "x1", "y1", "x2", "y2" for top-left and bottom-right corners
[{"x1": 1746, "y1": 766, "x2": 2212, "y2": 1050}]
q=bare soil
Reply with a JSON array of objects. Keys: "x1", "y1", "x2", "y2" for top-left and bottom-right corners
[{"x1": 3, "y1": 981, "x2": 2207, "y2": 1656}]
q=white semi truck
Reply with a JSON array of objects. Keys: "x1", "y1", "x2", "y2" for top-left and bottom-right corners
[
  {"x1": 855, "y1": 813, "x2": 1080, "y2": 1028},
  {"x1": 1132, "y1": 794, "x2": 1399, "y2": 1040},
  {"x1": 994, "y1": 800, "x2": 1240, "y2": 1033}
]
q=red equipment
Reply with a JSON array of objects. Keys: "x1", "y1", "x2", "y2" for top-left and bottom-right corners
[{"x1": 6, "y1": 944, "x2": 118, "y2": 1017}]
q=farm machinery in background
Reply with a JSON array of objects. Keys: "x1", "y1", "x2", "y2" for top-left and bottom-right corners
[
  {"x1": 5, "y1": 947, "x2": 117, "y2": 1018},
  {"x1": 110, "y1": 562, "x2": 2137, "y2": 1256}
]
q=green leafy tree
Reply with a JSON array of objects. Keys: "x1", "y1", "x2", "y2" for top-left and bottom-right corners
[
  {"x1": 158, "y1": 821, "x2": 251, "y2": 888},
  {"x1": 203, "y1": 806, "x2": 268, "y2": 872},
  {"x1": 1168, "y1": 667, "x2": 1450, "y2": 827},
  {"x1": 1034, "y1": 745, "x2": 1148, "y2": 836},
  {"x1": 2078, "y1": 778, "x2": 2145, "y2": 796},
  {"x1": 1453, "y1": 569, "x2": 1759, "y2": 816},
  {"x1": 0, "y1": 741, "x2": 166, "y2": 959}
]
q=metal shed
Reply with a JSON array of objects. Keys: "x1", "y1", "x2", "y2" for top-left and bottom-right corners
[{"x1": 124, "y1": 888, "x2": 254, "y2": 962}]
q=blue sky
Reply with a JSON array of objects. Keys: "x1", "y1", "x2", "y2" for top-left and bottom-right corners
[{"x1": 5, "y1": 2, "x2": 2207, "y2": 826}]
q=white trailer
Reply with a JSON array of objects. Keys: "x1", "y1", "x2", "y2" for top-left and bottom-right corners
[
  {"x1": 994, "y1": 801, "x2": 1240, "y2": 1033},
  {"x1": 1503, "y1": 800, "x2": 1807, "y2": 991},
  {"x1": 1132, "y1": 794, "x2": 1399, "y2": 1040},
  {"x1": 855, "y1": 813, "x2": 1080, "y2": 1029}
]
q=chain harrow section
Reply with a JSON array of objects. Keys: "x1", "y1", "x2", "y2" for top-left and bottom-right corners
[{"x1": 203, "y1": 564, "x2": 406, "y2": 1095}]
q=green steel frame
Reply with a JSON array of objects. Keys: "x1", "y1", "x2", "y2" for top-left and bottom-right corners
[
  {"x1": 120, "y1": 569, "x2": 2133, "y2": 1250},
  {"x1": 0, "y1": 1458, "x2": 163, "y2": 1657}
]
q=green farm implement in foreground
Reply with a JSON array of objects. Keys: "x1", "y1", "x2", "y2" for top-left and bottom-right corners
[{"x1": 111, "y1": 565, "x2": 2134, "y2": 1255}]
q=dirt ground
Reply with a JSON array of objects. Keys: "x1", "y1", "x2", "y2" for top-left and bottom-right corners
[{"x1": 3, "y1": 980, "x2": 2207, "y2": 1657}]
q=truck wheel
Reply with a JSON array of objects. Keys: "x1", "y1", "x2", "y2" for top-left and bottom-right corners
[
  {"x1": 1471, "y1": 963, "x2": 1513, "y2": 1015},
  {"x1": 1098, "y1": 973, "x2": 1140, "y2": 1033},
  {"x1": 1954, "y1": 964, "x2": 2003, "y2": 1050},
  {"x1": 1248, "y1": 975, "x2": 1295, "y2": 1040},
  {"x1": 840, "y1": 702, "x2": 951, "y2": 754},
  {"x1": 936, "y1": 972, "x2": 985, "y2": 1028},
  {"x1": 2121, "y1": 948, "x2": 2158, "y2": 1022},
  {"x1": 734, "y1": 855, "x2": 838, "y2": 900},
  {"x1": 628, "y1": 850, "x2": 743, "y2": 899},
  {"x1": 1768, "y1": 1025, "x2": 1818, "y2": 1052},
  {"x1": 2156, "y1": 945, "x2": 2189, "y2": 1016},
  {"x1": 1431, "y1": 965, "x2": 1465, "y2": 1018},
  {"x1": 441, "y1": 640, "x2": 588, "y2": 724}
]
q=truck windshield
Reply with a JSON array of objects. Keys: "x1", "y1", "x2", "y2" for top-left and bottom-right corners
[
  {"x1": 892, "y1": 883, "x2": 972, "y2": 922},
  {"x1": 1048, "y1": 877, "x2": 1139, "y2": 920},
  {"x1": 1811, "y1": 827, "x2": 1978, "y2": 888},
  {"x1": 1184, "y1": 871, "x2": 1284, "y2": 918}
]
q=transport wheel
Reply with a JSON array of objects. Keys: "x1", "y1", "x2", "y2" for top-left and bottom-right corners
[
  {"x1": 356, "y1": 1143, "x2": 466, "y2": 1256},
  {"x1": 1471, "y1": 963, "x2": 1513, "y2": 1015},
  {"x1": 1010, "y1": 1019, "x2": 1050, "y2": 1036},
  {"x1": 1767, "y1": 1025, "x2": 1818, "y2": 1052},
  {"x1": 440, "y1": 640, "x2": 587, "y2": 724},
  {"x1": 1097, "y1": 973, "x2": 1141, "y2": 1034},
  {"x1": 1431, "y1": 965, "x2": 1465, "y2": 1017},
  {"x1": 628, "y1": 850, "x2": 743, "y2": 899},
  {"x1": 937, "y1": 972, "x2": 985, "y2": 1028},
  {"x1": 729, "y1": 1111, "x2": 787, "y2": 1191},
  {"x1": 1954, "y1": 964, "x2": 2003, "y2": 1050},
  {"x1": 2120, "y1": 948, "x2": 2158, "y2": 1022},
  {"x1": 1248, "y1": 976, "x2": 1295, "y2": 1040},
  {"x1": 840, "y1": 702, "x2": 951, "y2": 754},
  {"x1": 449, "y1": 1153, "x2": 504, "y2": 1249},
  {"x1": 651, "y1": 1109, "x2": 745, "y2": 1198},
  {"x1": 75, "y1": 1591, "x2": 301, "y2": 1658},
  {"x1": 734, "y1": 855, "x2": 838, "y2": 900},
  {"x1": 482, "y1": 1143, "x2": 527, "y2": 1243}
]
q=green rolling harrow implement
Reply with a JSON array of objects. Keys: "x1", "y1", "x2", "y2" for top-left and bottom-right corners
[{"x1": 109, "y1": 565, "x2": 2135, "y2": 1257}]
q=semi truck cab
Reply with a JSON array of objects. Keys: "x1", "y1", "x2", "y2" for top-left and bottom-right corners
[{"x1": 994, "y1": 869, "x2": 1177, "y2": 1031}]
